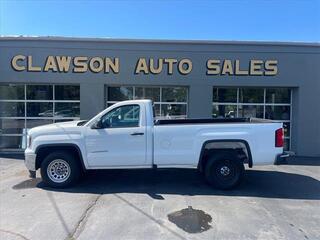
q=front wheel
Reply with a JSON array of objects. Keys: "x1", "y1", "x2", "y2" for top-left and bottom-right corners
[
  {"x1": 205, "y1": 152, "x2": 244, "y2": 190},
  {"x1": 40, "y1": 151, "x2": 81, "y2": 188}
]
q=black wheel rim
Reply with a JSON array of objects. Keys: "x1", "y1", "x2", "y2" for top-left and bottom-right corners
[{"x1": 214, "y1": 160, "x2": 237, "y2": 183}]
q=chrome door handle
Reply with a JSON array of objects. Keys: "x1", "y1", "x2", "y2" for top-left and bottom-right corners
[{"x1": 130, "y1": 132, "x2": 144, "y2": 136}]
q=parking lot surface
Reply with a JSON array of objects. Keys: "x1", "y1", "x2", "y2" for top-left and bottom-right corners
[{"x1": 0, "y1": 155, "x2": 320, "y2": 240}]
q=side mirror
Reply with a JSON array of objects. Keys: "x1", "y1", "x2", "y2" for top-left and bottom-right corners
[{"x1": 91, "y1": 119, "x2": 103, "y2": 129}]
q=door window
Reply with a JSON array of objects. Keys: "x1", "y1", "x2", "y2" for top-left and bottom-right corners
[{"x1": 101, "y1": 105, "x2": 140, "y2": 128}]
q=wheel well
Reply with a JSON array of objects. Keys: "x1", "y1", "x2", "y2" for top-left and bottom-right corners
[
  {"x1": 35, "y1": 145, "x2": 85, "y2": 170},
  {"x1": 198, "y1": 140, "x2": 252, "y2": 171}
]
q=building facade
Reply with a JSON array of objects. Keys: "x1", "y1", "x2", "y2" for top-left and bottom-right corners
[{"x1": 0, "y1": 37, "x2": 319, "y2": 156}]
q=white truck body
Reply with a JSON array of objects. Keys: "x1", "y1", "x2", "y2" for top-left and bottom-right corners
[{"x1": 24, "y1": 100, "x2": 285, "y2": 188}]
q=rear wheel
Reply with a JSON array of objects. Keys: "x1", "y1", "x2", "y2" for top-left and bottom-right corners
[
  {"x1": 40, "y1": 151, "x2": 81, "y2": 188},
  {"x1": 205, "y1": 152, "x2": 244, "y2": 190}
]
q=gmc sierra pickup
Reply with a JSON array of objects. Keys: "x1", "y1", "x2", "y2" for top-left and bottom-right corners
[{"x1": 25, "y1": 99, "x2": 286, "y2": 189}]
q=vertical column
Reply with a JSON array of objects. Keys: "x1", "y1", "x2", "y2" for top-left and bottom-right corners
[
  {"x1": 188, "y1": 84, "x2": 212, "y2": 118},
  {"x1": 290, "y1": 88, "x2": 299, "y2": 154},
  {"x1": 80, "y1": 82, "x2": 105, "y2": 119},
  {"x1": 295, "y1": 85, "x2": 320, "y2": 157}
]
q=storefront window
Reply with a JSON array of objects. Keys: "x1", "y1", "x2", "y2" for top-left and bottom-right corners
[
  {"x1": 135, "y1": 87, "x2": 160, "y2": 102},
  {"x1": 239, "y1": 88, "x2": 264, "y2": 103},
  {"x1": 107, "y1": 86, "x2": 188, "y2": 119},
  {"x1": 0, "y1": 84, "x2": 24, "y2": 100},
  {"x1": 212, "y1": 87, "x2": 292, "y2": 150},
  {"x1": 27, "y1": 85, "x2": 53, "y2": 100},
  {"x1": 55, "y1": 102, "x2": 80, "y2": 118},
  {"x1": 0, "y1": 136, "x2": 23, "y2": 149},
  {"x1": 26, "y1": 119, "x2": 53, "y2": 129},
  {"x1": 107, "y1": 86, "x2": 133, "y2": 101},
  {"x1": 0, "y1": 84, "x2": 80, "y2": 151},
  {"x1": 213, "y1": 88, "x2": 237, "y2": 103},
  {"x1": 0, "y1": 119, "x2": 25, "y2": 134},
  {"x1": 238, "y1": 105, "x2": 264, "y2": 118},
  {"x1": 283, "y1": 122, "x2": 290, "y2": 138},
  {"x1": 212, "y1": 105, "x2": 237, "y2": 118},
  {"x1": 161, "y1": 104, "x2": 187, "y2": 118},
  {"x1": 265, "y1": 106, "x2": 290, "y2": 120},
  {"x1": 266, "y1": 88, "x2": 291, "y2": 104},
  {"x1": 162, "y1": 87, "x2": 187, "y2": 102},
  {"x1": 55, "y1": 85, "x2": 80, "y2": 100},
  {"x1": 27, "y1": 102, "x2": 53, "y2": 117},
  {"x1": 0, "y1": 102, "x2": 25, "y2": 117}
]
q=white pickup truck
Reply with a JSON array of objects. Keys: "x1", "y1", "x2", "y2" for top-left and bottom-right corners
[{"x1": 25, "y1": 99, "x2": 286, "y2": 189}]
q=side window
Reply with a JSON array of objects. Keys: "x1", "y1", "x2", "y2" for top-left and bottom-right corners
[{"x1": 101, "y1": 105, "x2": 140, "y2": 128}]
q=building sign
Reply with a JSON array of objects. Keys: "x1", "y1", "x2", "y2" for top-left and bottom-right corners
[
  {"x1": 11, "y1": 55, "x2": 119, "y2": 73},
  {"x1": 11, "y1": 55, "x2": 278, "y2": 76},
  {"x1": 206, "y1": 59, "x2": 277, "y2": 76}
]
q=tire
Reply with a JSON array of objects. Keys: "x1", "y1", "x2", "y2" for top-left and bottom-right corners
[
  {"x1": 40, "y1": 151, "x2": 81, "y2": 188},
  {"x1": 204, "y1": 151, "x2": 244, "y2": 190}
]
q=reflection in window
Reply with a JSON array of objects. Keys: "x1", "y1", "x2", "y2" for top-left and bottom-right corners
[
  {"x1": 55, "y1": 85, "x2": 80, "y2": 100},
  {"x1": 153, "y1": 104, "x2": 161, "y2": 117},
  {"x1": 135, "y1": 87, "x2": 160, "y2": 102},
  {"x1": 238, "y1": 105, "x2": 264, "y2": 118},
  {"x1": 283, "y1": 122, "x2": 290, "y2": 137},
  {"x1": 212, "y1": 87, "x2": 292, "y2": 150},
  {"x1": 101, "y1": 105, "x2": 140, "y2": 128},
  {"x1": 266, "y1": 88, "x2": 291, "y2": 104},
  {"x1": 0, "y1": 102, "x2": 25, "y2": 117},
  {"x1": 162, "y1": 87, "x2": 187, "y2": 102},
  {"x1": 0, "y1": 119, "x2": 25, "y2": 134},
  {"x1": 0, "y1": 84, "x2": 80, "y2": 151},
  {"x1": 27, "y1": 85, "x2": 53, "y2": 100},
  {"x1": 26, "y1": 119, "x2": 53, "y2": 129},
  {"x1": 0, "y1": 84, "x2": 24, "y2": 100},
  {"x1": 107, "y1": 86, "x2": 188, "y2": 119},
  {"x1": 0, "y1": 136, "x2": 23, "y2": 149},
  {"x1": 27, "y1": 102, "x2": 53, "y2": 117},
  {"x1": 284, "y1": 139, "x2": 290, "y2": 151},
  {"x1": 239, "y1": 88, "x2": 264, "y2": 103},
  {"x1": 212, "y1": 105, "x2": 237, "y2": 118},
  {"x1": 265, "y1": 106, "x2": 290, "y2": 120},
  {"x1": 213, "y1": 88, "x2": 237, "y2": 103},
  {"x1": 55, "y1": 102, "x2": 80, "y2": 118},
  {"x1": 161, "y1": 104, "x2": 187, "y2": 118},
  {"x1": 108, "y1": 87, "x2": 133, "y2": 101}
]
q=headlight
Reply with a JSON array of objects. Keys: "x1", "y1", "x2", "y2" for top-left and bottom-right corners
[{"x1": 27, "y1": 135, "x2": 32, "y2": 148}]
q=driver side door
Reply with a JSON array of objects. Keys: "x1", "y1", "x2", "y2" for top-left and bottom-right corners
[{"x1": 85, "y1": 104, "x2": 147, "y2": 167}]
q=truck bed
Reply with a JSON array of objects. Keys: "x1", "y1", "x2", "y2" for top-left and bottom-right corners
[{"x1": 155, "y1": 118, "x2": 275, "y2": 125}]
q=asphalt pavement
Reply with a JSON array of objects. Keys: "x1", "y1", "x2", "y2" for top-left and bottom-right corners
[{"x1": 0, "y1": 155, "x2": 319, "y2": 240}]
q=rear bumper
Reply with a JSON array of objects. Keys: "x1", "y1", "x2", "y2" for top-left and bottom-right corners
[{"x1": 274, "y1": 152, "x2": 290, "y2": 165}]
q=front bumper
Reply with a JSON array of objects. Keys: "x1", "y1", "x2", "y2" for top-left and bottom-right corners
[
  {"x1": 274, "y1": 151, "x2": 291, "y2": 165},
  {"x1": 24, "y1": 150, "x2": 37, "y2": 171}
]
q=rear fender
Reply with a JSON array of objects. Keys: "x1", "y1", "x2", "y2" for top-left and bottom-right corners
[{"x1": 198, "y1": 139, "x2": 253, "y2": 171}]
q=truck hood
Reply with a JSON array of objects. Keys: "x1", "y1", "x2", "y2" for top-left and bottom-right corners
[{"x1": 28, "y1": 120, "x2": 84, "y2": 136}]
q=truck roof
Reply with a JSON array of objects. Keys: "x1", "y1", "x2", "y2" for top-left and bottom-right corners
[{"x1": 115, "y1": 99, "x2": 152, "y2": 104}]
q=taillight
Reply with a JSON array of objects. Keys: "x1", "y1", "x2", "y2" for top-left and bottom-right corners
[{"x1": 275, "y1": 128, "x2": 284, "y2": 147}]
